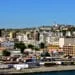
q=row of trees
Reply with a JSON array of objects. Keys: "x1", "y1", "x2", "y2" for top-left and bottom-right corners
[
  {"x1": 14, "y1": 42, "x2": 26, "y2": 53},
  {"x1": 2, "y1": 42, "x2": 51, "y2": 58},
  {"x1": 1, "y1": 42, "x2": 45, "y2": 56},
  {"x1": 2, "y1": 50, "x2": 11, "y2": 56},
  {"x1": 14, "y1": 42, "x2": 45, "y2": 53}
]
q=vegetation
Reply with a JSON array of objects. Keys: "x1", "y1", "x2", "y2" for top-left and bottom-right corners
[
  {"x1": 39, "y1": 42, "x2": 45, "y2": 49},
  {"x1": 41, "y1": 51, "x2": 50, "y2": 57},
  {"x1": 35, "y1": 47, "x2": 39, "y2": 51},
  {"x1": 62, "y1": 30, "x2": 66, "y2": 36},
  {"x1": 14, "y1": 42, "x2": 26, "y2": 53},
  {"x1": 27, "y1": 44, "x2": 34, "y2": 50},
  {"x1": 27, "y1": 44, "x2": 40, "y2": 51},
  {"x1": 2, "y1": 50, "x2": 11, "y2": 56}
]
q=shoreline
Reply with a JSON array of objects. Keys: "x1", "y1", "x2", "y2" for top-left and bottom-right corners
[{"x1": 0, "y1": 65, "x2": 75, "y2": 74}]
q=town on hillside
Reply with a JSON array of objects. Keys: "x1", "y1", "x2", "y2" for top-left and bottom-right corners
[{"x1": 0, "y1": 24, "x2": 75, "y2": 70}]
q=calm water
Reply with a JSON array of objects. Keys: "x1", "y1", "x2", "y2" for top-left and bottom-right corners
[{"x1": 13, "y1": 70, "x2": 75, "y2": 75}]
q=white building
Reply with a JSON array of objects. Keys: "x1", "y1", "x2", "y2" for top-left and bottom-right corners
[
  {"x1": 0, "y1": 37, "x2": 6, "y2": 42},
  {"x1": 39, "y1": 31, "x2": 59, "y2": 45},
  {"x1": 9, "y1": 49, "x2": 22, "y2": 56},
  {"x1": 1, "y1": 41, "x2": 14, "y2": 49},
  {"x1": 66, "y1": 31, "x2": 71, "y2": 37},
  {"x1": 59, "y1": 38, "x2": 75, "y2": 48}
]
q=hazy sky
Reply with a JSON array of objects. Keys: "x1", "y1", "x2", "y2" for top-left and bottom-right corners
[{"x1": 0, "y1": 0, "x2": 75, "y2": 28}]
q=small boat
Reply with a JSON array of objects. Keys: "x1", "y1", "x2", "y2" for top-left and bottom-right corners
[{"x1": 13, "y1": 64, "x2": 29, "y2": 70}]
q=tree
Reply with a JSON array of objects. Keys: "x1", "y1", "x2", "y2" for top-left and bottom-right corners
[
  {"x1": 2, "y1": 50, "x2": 11, "y2": 56},
  {"x1": 39, "y1": 42, "x2": 45, "y2": 49},
  {"x1": 41, "y1": 51, "x2": 50, "y2": 57},
  {"x1": 27, "y1": 44, "x2": 34, "y2": 50},
  {"x1": 35, "y1": 47, "x2": 40, "y2": 51},
  {"x1": 14, "y1": 42, "x2": 26, "y2": 53},
  {"x1": 62, "y1": 30, "x2": 66, "y2": 36}
]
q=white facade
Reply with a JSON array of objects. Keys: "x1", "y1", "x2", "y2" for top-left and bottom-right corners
[
  {"x1": 39, "y1": 32, "x2": 44, "y2": 43},
  {"x1": 59, "y1": 38, "x2": 64, "y2": 48},
  {"x1": 0, "y1": 37, "x2": 6, "y2": 42},
  {"x1": 10, "y1": 49, "x2": 22, "y2": 56},
  {"x1": 49, "y1": 37, "x2": 59, "y2": 45},
  {"x1": 66, "y1": 31, "x2": 71, "y2": 36},
  {"x1": 16, "y1": 33, "x2": 38, "y2": 46},
  {"x1": 59, "y1": 38, "x2": 75, "y2": 48},
  {"x1": 16, "y1": 35, "x2": 23, "y2": 42},
  {"x1": 16, "y1": 34, "x2": 28, "y2": 42},
  {"x1": 39, "y1": 31, "x2": 59, "y2": 45}
]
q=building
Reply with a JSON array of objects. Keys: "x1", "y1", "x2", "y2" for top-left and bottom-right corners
[
  {"x1": 1, "y1": 41, "x2": 14, "y2": 49},
  {"x1": 59, "y1": 38, "x2": 75, "y2": 48},
  {"x1": 9, "y1": 49, "x2": 22, "y2": 56},
  {"x1": 49, "y1": 37, "x2": 59, "y2": 45},
  {"x1": 0, "y1": 37, "x2": 6, "y2": 42},
  {"x1": 66, "y1": 31, "x2": 71, "y2": 37},
  {"x1": 63, "y1": 45, "x2": 75, "y2": 57},
  {"x1": 33, "y1": 31, "x2": 40, "y2": 41},
  {"x1": 48, "y1": 45, "x2": 59, "y2": 53},
  {"x1": 47, "y1": 44, "x2": 63, "y2": 53},
  {"x1": 8, "y1": 31, "x2": 16, "y2": 39}
]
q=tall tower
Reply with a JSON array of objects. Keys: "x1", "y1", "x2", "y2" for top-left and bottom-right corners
[{"x1": 34, "y1": 28, "x2": 40, "y2": 41}]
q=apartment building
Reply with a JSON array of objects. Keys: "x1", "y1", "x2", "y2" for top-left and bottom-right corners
[
  {"x1": 59, "y1": 38, "x2": 75, "y2": 48},
  {"x1": 63, "y1": 45, "x2": 75, "y2": 57},
  {"x1": 47, "y1": 44, "x2": 63, "y2": 53}
]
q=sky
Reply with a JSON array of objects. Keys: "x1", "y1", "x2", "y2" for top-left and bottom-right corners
[{"x1": 0, "y1": 0, "x2": 75, "y2": 28}]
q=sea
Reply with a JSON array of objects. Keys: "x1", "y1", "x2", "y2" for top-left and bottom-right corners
[{"x1": 11, "y1": 70, "x2": 75, "y2": 75}]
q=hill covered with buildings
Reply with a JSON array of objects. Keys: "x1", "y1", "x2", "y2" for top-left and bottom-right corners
[{"x1": 0, "y1": 24, "x2": 75, "y2": 57}]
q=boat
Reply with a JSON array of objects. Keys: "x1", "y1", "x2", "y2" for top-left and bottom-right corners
[{"x1": 13, "y1": 64, "x2": 29, "y2": 70}]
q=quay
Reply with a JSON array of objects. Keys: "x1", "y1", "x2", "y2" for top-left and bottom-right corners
[{"x1": 1, "y1": 66, "x2": 75, "y2": 74}]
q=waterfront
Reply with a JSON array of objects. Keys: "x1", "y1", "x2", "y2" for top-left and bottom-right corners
[
  {"x1": 1, "y1": 66, "x2": 75, "y2": 75},
  {"x1": 23, "y1": 70, "x2": 75, "y2": 75},
  {"x1": 4, "y1": 70, "x2": 75, "y2": 75}
]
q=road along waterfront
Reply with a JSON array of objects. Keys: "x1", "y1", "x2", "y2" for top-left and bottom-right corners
[{"x1": 0, "y1": 65, "x2": 75, "y2": 74}]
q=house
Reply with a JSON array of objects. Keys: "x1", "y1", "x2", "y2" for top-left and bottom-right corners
[{"x1": 1, "y1": 41, "x2": 14, "y2": 49}]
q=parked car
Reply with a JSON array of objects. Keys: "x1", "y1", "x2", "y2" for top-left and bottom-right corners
[{"x1": 25, "y1": 58, "x2": 40, "y2": 68}]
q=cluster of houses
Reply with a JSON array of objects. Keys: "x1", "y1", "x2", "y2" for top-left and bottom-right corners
[
  {"x1": 0, "y1": 24, "x2": 75, "y2": 70},
  {"x1": 0, "y1": 24, "x2": 75, "y2": 57}
]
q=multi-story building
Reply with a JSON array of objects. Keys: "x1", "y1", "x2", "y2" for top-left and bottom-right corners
[
  {"x1": 59, "y1": 38, "x2": 75, "y2": 48},
  {"x1": 1, "y1": 24, "x2": 75, "y2": 49},
  {"x1": 47, "y1": 45, "x2": 59, "y2": 52},
  {"x1": 47, "y1": 44, "x2": 63, "y2": 53},
  {"x1": 63, "y1": 45, "x2": 75, "y2": 57},
  {"x1": 16, "y1": 30, "x2": 39, "y2": 46},
  {"x1": 1, "y1": 41, "x2": 14, "y2": 49},
  {"x1": 9, "y1": 31, "x2": 16, "y2": 39},
  {"x1": 65, "y1": 31, "x2": 72, "y2": 37}
]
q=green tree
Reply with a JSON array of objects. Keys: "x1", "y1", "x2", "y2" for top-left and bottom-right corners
[
  {"x1": 41, "y1": 51, "x2": 50, "y2": 57},
  {"x1": 2, "y1": 50, "x2": 11, "y2": 56},
  {"x1": 14, "y1": 42, "x2": 26, "y2": 53},
  {"x1": 27, "y1": 44, "x2": 34, "y2": 50},
  {"x1": 62, "y1": 30, "x2": 66, "y2": 36},
  {"x1": 39, "y1": 42, "x2": 45, "y2": 49},
  {"x1": 35, "y1": 47, "x2": 40, "y2": 51}
]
